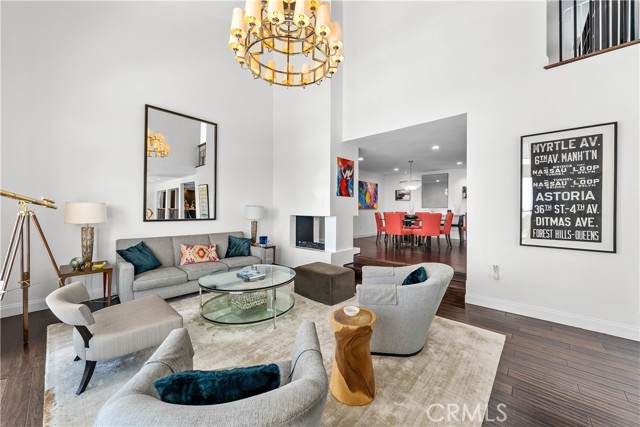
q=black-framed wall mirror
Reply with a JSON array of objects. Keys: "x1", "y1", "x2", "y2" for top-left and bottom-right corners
[
  {"x1": 421, "y1": 173, "x2": 448, "y2": 208},
  {"x1": 144, "y1": 105, "x2": 217, "y2": 221}
]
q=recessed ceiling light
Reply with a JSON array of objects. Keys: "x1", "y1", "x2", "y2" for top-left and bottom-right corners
[
  {"x1": 456, "y1": 161, "x2": 463, "y2": 165},
  {"x1": 393, "y1": 168, "x2": 399, "y2": 171},
  {"x1": 358, "y1": 157, "x2": 364, "y2": 161},
  {"x1": 432, "y1": 145, "x2": 440, "y2": 150},
  {"x1": 436, "y1": 180, "x2": 440, "y2": 182}
]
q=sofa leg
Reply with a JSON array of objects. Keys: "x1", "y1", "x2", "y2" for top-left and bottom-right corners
[
  {"x1": 77, "y1": 360, "x2": 97, "y2": 395},
  {"x1": 74, "y1": 355, "x2": 80, "y2": 362}
]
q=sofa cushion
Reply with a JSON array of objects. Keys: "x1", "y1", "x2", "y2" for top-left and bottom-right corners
[
  {"x1": 179, "y1": 244, "x2": 219, "y2": 266},
  {"x1": 133, "y1": 267, "x2": 188, "y2": 292},
  {"x1": 219, "y1": 256, "x2": 261, "y2": 270},
  {"x1": 209, "y1": 232, "x2": 244, "y2": 259},
  {"x1": 117, "y1": 237, "x2": 175, "y2": 267},
  {"x1": 154, "y1": 364, "x2": 280, "y2": 405},
  {"x1": 177, "y1": 262, "x2": 228, "y2": 281},
  {"x1": 116, "y1": 242, "x2": 161, "y2": 275},
  {"x1": 172, "y1": 235, "x2": 212, "y2": 266},
  {"x1": 225, "y1": 236, "x2": 251, "y2": 258}
]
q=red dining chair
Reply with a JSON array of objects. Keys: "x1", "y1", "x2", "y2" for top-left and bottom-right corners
[
  {"x1": 384, "y1": 212, "x2": 412, "y2": 247},
  {"x1": 439, "y1": 212, "x2": 454, "y2": 248},
  {"x1": 374, "y1": 212, "x2": 386, "y2": 243},
  {"x1": 413, "y1": 212, "x2": 442, "y2": 250},
  {"x1": 461, "y1": 213, "x2": 467, "y2": 241}
]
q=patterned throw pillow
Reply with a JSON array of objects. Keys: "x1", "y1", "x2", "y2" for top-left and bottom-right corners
[{"x1": 180, "y1": 244, "x2": 219, "y2": 265}]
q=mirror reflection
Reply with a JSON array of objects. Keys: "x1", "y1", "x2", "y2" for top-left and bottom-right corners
[
  {"x1": 421, "y1": 173, "x2": 448, "y2": 208},
  {"x1": 144, "y1": 105, "x2": 217, "y2": 221}
]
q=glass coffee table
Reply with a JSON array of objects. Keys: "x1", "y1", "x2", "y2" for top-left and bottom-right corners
[{"x1": 198, "y1": 264, "x2": 296, "y2": 327}]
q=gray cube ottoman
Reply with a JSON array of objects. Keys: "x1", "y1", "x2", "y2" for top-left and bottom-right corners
[{"x1": 294, "y1": 262, "x2": 355, "y2": 305}]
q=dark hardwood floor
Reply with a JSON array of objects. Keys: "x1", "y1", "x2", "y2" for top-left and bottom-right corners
[
  {"x1": 353, "y1": 234, "x2": 467, "y2": 275},
  {"x1": 1, "y1": 238, "x2": 638, "y2": 426}
]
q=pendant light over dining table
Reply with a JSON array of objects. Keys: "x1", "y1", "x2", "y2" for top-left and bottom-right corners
[
  {"x1": 400, "y1": 161, "x2": 421, "y2": 191},
  {"x1": 229, "y1": 0, "x2": 344, "y2": 87}
]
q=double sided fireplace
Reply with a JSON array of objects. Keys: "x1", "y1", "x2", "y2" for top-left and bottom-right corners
[{"x1": 295, "y1": 216, "x2": 325, "y2": 250}]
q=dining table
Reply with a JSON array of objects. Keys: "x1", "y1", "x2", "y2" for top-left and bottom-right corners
[{"x1": 403, "y1": 213, "x2": 465, "y2": 240}]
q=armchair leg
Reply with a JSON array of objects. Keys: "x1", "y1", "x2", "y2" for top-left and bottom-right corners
[{"x1": 76, "y1": 360, "x2": 97, "y2": 395}]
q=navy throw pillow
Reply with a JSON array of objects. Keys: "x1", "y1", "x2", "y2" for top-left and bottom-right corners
[
  {"x1": 154, "y1": 364, "x2": 280, "y2": 405},
  {"x1": 116, "y1": 241, "x2": 161, "y2": 275},
  {"x1": 226, "y1": 235, "x2": 251, "y2": 258},
  {"x1": 402, "y1": 266, "x2": 427, "y2": 286}
]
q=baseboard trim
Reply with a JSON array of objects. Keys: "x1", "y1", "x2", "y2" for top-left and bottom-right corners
[
  {"x1": 0, "y1": 298, "x2": 49, "y2": 318},
  {"x1": 354, "y1": 232, "x2": 377, "y2": 239},
  {"x1": 466, "y1": 293, "x2": 640, "y2": 341},
  {"x1": 0, "y1": 289, "x2": 114, "y2": 318}
]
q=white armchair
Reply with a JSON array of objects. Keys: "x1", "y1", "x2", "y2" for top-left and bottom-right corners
[{"x1": 356, "y1": 263, "x2": 454, "y2": 355}]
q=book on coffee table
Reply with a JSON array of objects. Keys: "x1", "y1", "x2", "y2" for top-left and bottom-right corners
[{"x1": 236, "y1": 270, "x2": 266, "y2": 281}]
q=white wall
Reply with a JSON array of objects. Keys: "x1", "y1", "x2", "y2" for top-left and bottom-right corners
[
  {"x1": 342, "y1": 1, "x2": 639, "y2": 339},
  {"x1": 354, "y1": 169, "x2": 384, "y2": 238},
  {"x1": 383, "y1": 167, "x2": 467, "y2": 219},
  {"x1": 1, "y1": 1, "x2": 274, "y2": 316}
]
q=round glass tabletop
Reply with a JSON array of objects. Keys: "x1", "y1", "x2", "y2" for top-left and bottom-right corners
[{"x1": 198, "y1": 264, "x2": 296, "y2": 325}]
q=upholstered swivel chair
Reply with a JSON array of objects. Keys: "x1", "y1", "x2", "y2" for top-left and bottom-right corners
[
  {"x1": 374, "y1": 212, "x2": 386, "y2": 243},
  {"x1": 439, "y1": 212, "x2": 454, "y2": 247},
  {"x1": 412, "y1": 212, "x2": 442, "y2": 249},
  {"x1": 94, "y1": 321, "x2": 329, "y2": 427},
  {"x1": 356, "y1": 263, "x2": 454, "y2": 355},
  {"x1": 45, "y1": 281, "x2": 183, "y2": 394}
]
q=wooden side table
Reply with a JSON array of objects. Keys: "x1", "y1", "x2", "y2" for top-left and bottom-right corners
[
  {"x1": 59, "y1": 262, "x2": 113, "y2": 306},
  {"x1": 262, "y1": 245, "x2": 276, "y2": 264},
  {"x1": 329, "y1": 306, "x2": 377, "y2": 406}
]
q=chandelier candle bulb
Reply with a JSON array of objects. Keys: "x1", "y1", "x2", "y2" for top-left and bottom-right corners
[
  {"x1": 332, "y1": 47, "x2": 344, "y2": 64},
  {"x1": 244, "y1": 0, "x2": 262, "y2": 28},
  {"x1": 228, "y1": 35, "x2": 240, "y2": 52},
  {"x1": 264, "y1": 60, "x2": 276, "y2": 82},
  {"x1": 264, "y1": 59, "x2": 276, "y2": 83},
  {"x1": 249, "y1": 57, "x2": 260, "y2": 75},
  {"x1": 230, "y1": 7, "x2": 246, "y2": 39},
  {"x1": 301, "y1": 63, "x2": 311, "y2": 84},
  {"x1": 267, "y1": 0, "x2": 284, "y2": 24},
  {"x1": 328, "y1": 22, "x2": 343, "y2": 50},
  {"x1": 294, "y1": 0, "x2": 310, "y2": 27},
  {"x1": 235, "y1": 45, "x2": 246, "y2": 65},
  {"x1": 315, "y1": 3, "x2": 331, "y2": 38},
  {"x1": 309, "y1": 0, "x2": 319, "y2": 12}
]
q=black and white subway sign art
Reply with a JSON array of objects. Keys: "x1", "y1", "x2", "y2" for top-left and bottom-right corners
[
  {"x1": 530, "y1": 134, "x2": 603, "y2": 242},
  {"x1": 520, "y1": 122, "x2": 616, "y2": 253}
]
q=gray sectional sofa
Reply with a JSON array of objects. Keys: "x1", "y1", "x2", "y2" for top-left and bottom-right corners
[{"x1": 115, "y1": 231, "x2": 273, "y2": 302}]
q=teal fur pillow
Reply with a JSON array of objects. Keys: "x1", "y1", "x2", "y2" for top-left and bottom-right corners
[
  {"x1": 402, "y1": 266, "x2": 427, "y2": 286},
  {"x1": 154, "y1": 364, "x2": 280, "y2": 405},
  {"x1": 116, "y1": 241, "x2": 161, "y2": 275},
  {"x1": 225, "y1": 235, "x2": 251, "y2": 258}
]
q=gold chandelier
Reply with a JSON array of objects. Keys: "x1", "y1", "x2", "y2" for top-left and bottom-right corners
[
  {"x1": 228, "y1": 0, "x2": 344, "y2": 87},
  {"x1": 146, "y1": 128, "x2": 170, "y2": 158}
]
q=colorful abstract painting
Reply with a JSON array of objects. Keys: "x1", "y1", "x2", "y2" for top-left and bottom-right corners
[
  {"x1": 358, "y1": 181, "x2": 378, "y2": 209},
  {"x1": 336, "y1": 157, "x2": 354, "y2": 197}
]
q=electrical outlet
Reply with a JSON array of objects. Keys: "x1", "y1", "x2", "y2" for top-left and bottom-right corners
[{"x1": 492, "y1": 265, "x2": 500, "y2": 280}]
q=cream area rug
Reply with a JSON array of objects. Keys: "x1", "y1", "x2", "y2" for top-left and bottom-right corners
[{"x1": 44, "y1": 287, "x2": 505, "y2": 427}]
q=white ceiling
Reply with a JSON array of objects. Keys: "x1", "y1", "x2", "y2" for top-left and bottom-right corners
[{"x1": 344, "y1": 113, "x2": 467, "y2": 176}]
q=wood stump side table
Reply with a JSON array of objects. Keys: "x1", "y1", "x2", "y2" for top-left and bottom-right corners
[{"x1": 329, "y1": 306, "x2": 377, "y2": 406}]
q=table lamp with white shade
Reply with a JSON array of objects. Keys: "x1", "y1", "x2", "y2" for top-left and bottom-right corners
[
  {"x1": 244, "y1": 205, "x2": 264, "y2": 246},
  {"x1": 64, "y1": 202, "x2": 107, "y2": 268}
]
